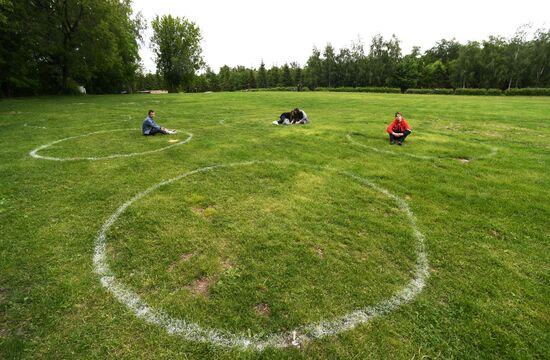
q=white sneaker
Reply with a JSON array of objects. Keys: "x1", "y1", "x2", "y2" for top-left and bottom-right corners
[{"x1": 272, "y1": 121, "x2": 279, "y2": 125}]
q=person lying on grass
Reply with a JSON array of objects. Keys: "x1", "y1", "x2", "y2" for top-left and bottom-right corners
[
  {"x1": 272, "y1": 111, "x2": 292, "y2": 125},
  {"x1": 142, "y1": 110, "x2": 177, "y2": 135},
  {"x1": 290, "y1": 108, "x2": 309, "y2": 124},
  {"x1": 387, "y1": 112, "x2": 411, "y2": 145}
]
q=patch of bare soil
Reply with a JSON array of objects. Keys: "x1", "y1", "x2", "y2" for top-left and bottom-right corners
[
  {"x1": 316, "y1": 247, "x2": 324, "y2": 258},
  {"x1": 254, "y1": 303, "x2": 270, "y2": 316},
  {"x1": 167, "y1": 252, "x2": 194, "y2": 272},
  {"x1": 221, "y1": 259, "x2": 232, "y2": 270},
  {"x1": 189, "y1": 277, "x2": 210, "y2": 296}
]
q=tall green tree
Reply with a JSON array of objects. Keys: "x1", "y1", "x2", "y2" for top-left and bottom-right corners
[
  {"x1": 218, "y1": 65, "x2": 232, "y2": 91},
  {"x1": 323, "y1": 44, "x2": 336, "y2": 87},
  {"x1": 423, "y1": 60, "x2": 448, "y2": 88},
  {"x1": 257, "y1": 61, "x2": 267, "y2": 88},
  {"x1": 247, "y1": 69, "x2": 257, "y2": 89},
  {"x1": 0, "y1": 0, "x2": 37, "y2": 95},
  {"x1": 424, "y1": 39, "x2": 461, "y2": 65},
  {"x1": 451, "y1": 41, "x2": 482, "y2": 88},
  {"x1": 505, "y1": 26, "x2": 529, "y2": 89},
  {"x1": 231, "y1": 66, "x2": 248, "y2": 90},
  {"x1": 81, "y1": 0, "x2": 145, "y2": 93},
  {"x1": 336, "y1": 48, "x2": 353, "y2": 87},
  {"x1": 0, "y1": 0, "x2": 144, "y2": 95},
  {"x1": 396, "y1": 46, "x2": 422, "y2": 91},
  {"x1": 305, "y1": 47, "x2": 322, "y2": 89},
  {"x1": 290, "y1": 62, "x2": 302, "y2": 87},
  {"x1": 151, "y1": 15, "x2": 203, "y2": 93},
  {"x1": 281, "y1": 63, "x2": 292, "y2": 86},
  {"x1": 530, "y1": 28, "x2": 550, "y2": 86},
  {"x1": 367, "y1": 34, "x2": 401, "y2": 86},
  {"x1": 267, "y1": 66, "x2": 280, "y2": 87},
  {"x1": 204, "y1": 66, "x2": 219, "y2": 91},
  {"x1": 480, "y1": 36, "x2": 508, "y2": 88},
  {"x1": 351, "y1": 39, "x2": 367, "y2": 86},
  {"x1": 135, "y1": 71, "x2": 162, "y2": 91}
]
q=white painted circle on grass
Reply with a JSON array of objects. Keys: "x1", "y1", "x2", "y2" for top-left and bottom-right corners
[
  {"x1": 346, "y1": 133, "x2": 498, "y2": 161},
  {"x1": 24, "y1": 123, "x2": 47, "y2": 129},
  {"x1": 93, "y1": 160, "x2": 429, "y2": 350},
  {"x1": 29, "y1": 129, "x2": 193, "y2": 161}
]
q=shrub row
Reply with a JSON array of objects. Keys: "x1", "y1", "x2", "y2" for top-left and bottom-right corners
[
  {"x1": 405, "y1": 88, "x2": 454, "y2": 95},
  {"x1": 453, "y1": 88, "x2": 501, "y2": 95},
  {"x1": 314, "y1": 87, "x2": 401, "y2": 93},
  {"x1": 245, "y1": 87, "x2": 550, "y2": 95},
  {"x1": 246, "y1": 87, "x2": 309, "y2": 92},
  {"x1": 407, "y1": 88, "x2": 550, "y2": 96},
  {"x1": 503, "y1": 88, "x2": 550, "y2": 96}
]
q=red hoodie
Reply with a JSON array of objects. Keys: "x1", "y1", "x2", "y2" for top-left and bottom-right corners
[{"x1": 387, "y1": 118, "x2": 411, "y2": 134}]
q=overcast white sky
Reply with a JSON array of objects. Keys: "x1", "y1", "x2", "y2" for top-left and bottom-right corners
[{"x1": 132, "y1": 0, "x2": 549, "y2": 73}]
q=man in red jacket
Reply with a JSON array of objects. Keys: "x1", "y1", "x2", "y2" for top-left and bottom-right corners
[{"x1": 387, "y1": 112, "x2": 412, "y2": 145}]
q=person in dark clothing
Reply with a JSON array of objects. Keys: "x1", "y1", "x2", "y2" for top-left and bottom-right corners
[
  {"x1": 290, "y1": 108, "x2": 309, "y2": 124},
  {"x1": 386, "y1": 112, "x2": 411, "y2": 145},
  {"x1": 142, "y1": 110, "x2": 177, "y2": 135},
  {"x1": 273, "y1": 112, "x2": 292, "y2": 125}
]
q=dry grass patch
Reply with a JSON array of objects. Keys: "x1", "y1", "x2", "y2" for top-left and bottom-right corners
[
  {"x1": 167, "y1": 252, "x2": 194, "y2": 272},
  {"x1": 189, "y1": 277, "x2": 210, "y2": 296},
  {"x1": 191, "y1": 206, "x2": 217, "y2": 218},
  {"x1": 316, "y1": 247, "x2": 324, "y2": 258},
  {"x1": 254, "y1": 303, "x2": 270, "y2": 316}
]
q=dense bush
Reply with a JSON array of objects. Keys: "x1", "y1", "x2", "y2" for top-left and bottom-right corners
[
  {"x1": 405, "y1": 88, "x2": 455, "y2": 94},
  {"x1": 405, "y1": 88, "x2": 436, "y2": 94},
  {"x1": 270, "y1": 87, "x2": 296, "y2": 91},
  {"x1": 454, "y1": 88, "x2": 487, "y2": 95},
  {"x1": 453, "y1": 88, "x2": 503, "y2": 96},
  {"x1": 432, "y1": 88, "x2": 454, "y2": 95},
  {"x1": 314, "y1": 87, "x2": 400, "y2": 93},
  {"x1": 486, "y1": 89, "x2": 503, "y2": 96},
  {"x1": 360, "y1": 87, "x2": 400, "y2": 93},
  {"x1": 503, "y1": 88, "x2": 550, "y2": 96},
  {"x1": 246, "y1": 87, "x2": 308, "y2": 92}
]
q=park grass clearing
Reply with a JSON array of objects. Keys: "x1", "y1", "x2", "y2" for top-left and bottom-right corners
[{"x1": 0, "y1": 92, "x2": 549, "y2": 359}]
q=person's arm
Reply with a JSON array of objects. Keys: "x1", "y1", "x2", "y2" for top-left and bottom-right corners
[
  {"x1": 150, "y1": 119, "x2": 161, "y2": 130},
  {"x1": 402, "y1": 119, "x2": 412, "y2": 132},
  {"x1": 387, "y1": 120, "x2": 396, "y2": 134},
  {"x1": 290, "y1": 114, "x2": 297, "y2": 124}
]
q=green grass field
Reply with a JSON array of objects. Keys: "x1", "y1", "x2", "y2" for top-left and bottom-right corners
[{"x1": 1, "y1": 92, "x2": 549, "y2": 359}]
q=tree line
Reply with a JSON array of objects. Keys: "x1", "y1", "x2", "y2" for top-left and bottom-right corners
[
  {"x1": 191, "y1": 28, "x2": 550, "y2": 92},
  {"x1": 1, "y1": 1, "x2": 549, "y2": 96}
]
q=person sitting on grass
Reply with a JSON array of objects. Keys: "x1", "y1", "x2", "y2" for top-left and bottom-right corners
[
  {"x1": 290, "y1": 108, "x2": 309, "y2": 124},
  {"x1": 142, "y1": 110, "x2": 177, "y2": 135},
  {"x1": 387, "y1": 112, "x2": 411, "y2": 145},
  {"x1": 272, "y1": 111, "x2": 292, "y2": 125}
]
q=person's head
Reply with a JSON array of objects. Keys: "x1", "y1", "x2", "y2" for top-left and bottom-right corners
[
  {"x1": 395, "y1": 112, "x2": 402, "y2": 121},
  {"x1": 148, "y1": 110, "x2": 155, "y2": 118},
  {"x1": 291, "y1": 108, "x2": 299, "y2": 117}
]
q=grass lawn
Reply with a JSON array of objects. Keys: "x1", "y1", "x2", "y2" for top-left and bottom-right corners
[{"x1": 0, "y1": 92, "x2": 548, "y2": 359}]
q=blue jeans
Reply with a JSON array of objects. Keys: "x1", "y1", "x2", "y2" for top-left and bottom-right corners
[
  {"x1": 390, "y1": 130, "x2": 411, "y2": 143},
  {"x1": 146, "y1": 127, "x2": 168, "y2": 135}
]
